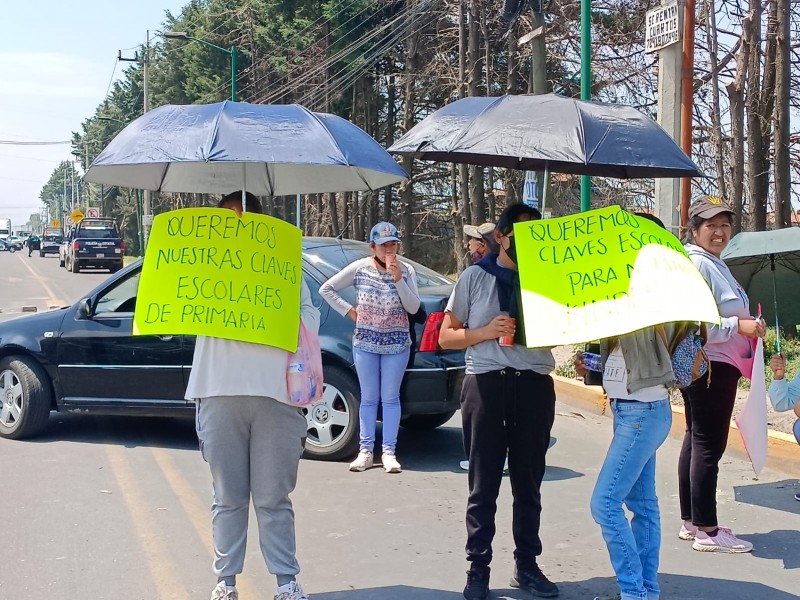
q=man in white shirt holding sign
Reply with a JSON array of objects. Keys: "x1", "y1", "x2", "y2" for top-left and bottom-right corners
[{"x1": 186, "y1": 191, "x2": 319, "y2": 600}]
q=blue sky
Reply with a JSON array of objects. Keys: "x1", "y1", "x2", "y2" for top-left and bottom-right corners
[{"x1": 0, "y1": 0, "x2": 187, "y2": 228}]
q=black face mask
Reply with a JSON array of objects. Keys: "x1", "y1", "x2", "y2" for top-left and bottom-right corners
[{"x1": 505, "y1": 236, "x2": 518, "y2": 264}]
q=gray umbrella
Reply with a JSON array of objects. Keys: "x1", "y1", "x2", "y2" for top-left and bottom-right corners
[
  {"x1": 388, "y1": 93, "x2": 702, "y2": 178},
  {"x1": 85, "y1": 100, "x2": 408, "y2": 195},
  {"x1": 722, "y1": 228, "x2": 800, "y2": 350}
]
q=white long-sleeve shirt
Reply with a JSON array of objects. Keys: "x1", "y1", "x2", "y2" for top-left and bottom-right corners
[
  {"x1": 319, "y1": 257, "x2": 420, "y2": 354},
  {"x1": 185, "y1": 279, "x2": 320, "y2": 404}
]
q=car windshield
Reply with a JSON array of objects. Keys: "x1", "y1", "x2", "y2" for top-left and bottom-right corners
[
  {"x1": 76, "y1": 224, "x2": 117, "y2": 239},
  {"x1": 304, "y1": 241, "x2": 452, "y2": 287}
]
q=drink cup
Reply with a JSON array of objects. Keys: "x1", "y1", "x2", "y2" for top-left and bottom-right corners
[{"x1": 498, "y1": 318, "x2": 516, "y2": 347}]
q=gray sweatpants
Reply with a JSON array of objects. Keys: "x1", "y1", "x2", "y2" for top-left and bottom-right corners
[{"x1": 195, "y1": 396, "x2": 307, "y2": 580}]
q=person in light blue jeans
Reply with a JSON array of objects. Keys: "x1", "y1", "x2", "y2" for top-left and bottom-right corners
[
  {"x1": 576, "y1": 322, "x2": 679, "y2": 600},
  {"x1": 319, "y1": 222, "x2": 421, "y2": 473}
]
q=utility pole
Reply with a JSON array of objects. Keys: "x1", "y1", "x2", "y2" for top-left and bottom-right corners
[
  {"x1": 525, "y1": 4, "x2": 549, "y2": 213},
  {"x1": 142, "y1": 30, "x2": 152, "y2": 248},
  {"x1": 650, "y1": 0, "x2": 685, "y2": 235}
]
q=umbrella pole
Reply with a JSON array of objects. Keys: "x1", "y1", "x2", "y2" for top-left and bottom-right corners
[
  {"x1": 241, "y1": 164, "x2": 247, "y2": 212},
  {"x1": 296, "y1": 193, "x2": 301, "y2": 229},
  {"x1": 771, "y1": 254, "x2": 781, "y2": 353},
  {"x1": 541, "y1": 165, "x2": 550, "y2": 217}
]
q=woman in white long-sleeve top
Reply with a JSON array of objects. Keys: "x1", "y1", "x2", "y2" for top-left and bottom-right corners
[{"x1": 319, "y1": 222, "x2": 420, "y2": 473}]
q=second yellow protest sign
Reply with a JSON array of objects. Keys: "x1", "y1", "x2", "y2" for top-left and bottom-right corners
[
  {"x1": 134, "y1": 208, "x2": 302, "y2": 352},
  {"x1": 514, "y1": 206, "x2": 720, "y2": 347}
]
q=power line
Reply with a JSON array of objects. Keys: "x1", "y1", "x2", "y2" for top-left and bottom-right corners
[
  {"x1": 248, "y1": 3, "x2": 392, "y2": 104},
  {"x1": 0, "y1": 140, "x2": 71, "y2": 145}
]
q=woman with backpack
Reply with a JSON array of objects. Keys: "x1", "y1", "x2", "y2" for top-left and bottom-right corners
[
  {"x1": 679, "y1": 196, "x2": 765, "y2": 553},
  {"x1": 573, "y1": 213, "x2": 677, "y2": 600}
]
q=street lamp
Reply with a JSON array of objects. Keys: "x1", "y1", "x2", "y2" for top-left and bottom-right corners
[{"x1": 164, "y1": 31, "x2": 237, "y2": 101}]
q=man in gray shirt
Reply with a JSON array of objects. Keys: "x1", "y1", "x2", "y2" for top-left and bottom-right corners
[{"x1": 440, "y1": 203, "x2": 558, "y2": 600}]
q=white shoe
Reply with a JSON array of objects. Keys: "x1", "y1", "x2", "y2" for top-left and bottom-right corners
[
  {"x1": 679, "y1": 521, "x2": 698, "y2": 541},
  {"x1": 349, "y1": 450, "x2": 373, "y2": 472},
  {"x1": 210, "y1": 581, "x2": 238, "y2": 600},
  {"x1": 274, "y1": 581, "x2": 309, "y2": 600},
  {"x1": 382, "y1": 451, "x2": 402, "y2": 473},
  {"x1": 692, "y1": 527, "x2": 753, "y2": 553}
]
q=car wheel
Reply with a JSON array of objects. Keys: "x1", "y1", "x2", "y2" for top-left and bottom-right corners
[
  {"x1": 0, "y1": 356, "x2": 52, "y2": 440},
  {"x1": 72, "y1": 259, "x2": 81, "y2": 273},
  {"x1": 110, "y1": 262, "x2": 123, "y2": 273},
  {"x1": 400, "y1": 410, "x2": 457, "y2": 430},
  {"x1": 301, "y1": 364, "x2": 360, "y2": 461},
  {"x1": 8, "y1": 247, "x2": 15, "y2": 253}
]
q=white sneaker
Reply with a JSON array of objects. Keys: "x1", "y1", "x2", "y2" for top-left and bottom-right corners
[
  {"x1": 274, "y1": 581, "x2": 309, "y2": 600},
  {"x1": 210, "y1": 581, "x2": 238, "y2": 600},
  {"x1": 349, "y1": 450, "x2": 373, "y2": 472},
  {"x1": 382, "y1": 451, "x2": 402, "y2": 473},
  {"x1": 692, "y1": 527, "x2": 753, "y2": 553},
  {"x1": 679, "y1": 521, "x2": 698, "y2": 541}
]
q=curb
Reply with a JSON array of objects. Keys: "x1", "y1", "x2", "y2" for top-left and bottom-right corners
[{"x1": 553, "y1": 375, "x2": 800, "y2": 479}]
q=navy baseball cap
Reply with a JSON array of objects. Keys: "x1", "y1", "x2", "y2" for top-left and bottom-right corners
[{"x1": 369, "y1": 222, "x2": 401, "y2": 245}]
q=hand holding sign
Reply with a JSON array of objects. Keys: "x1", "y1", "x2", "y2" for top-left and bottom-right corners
[{"x1": 133, "y1": 208, "x2": 302, "y2": 352}]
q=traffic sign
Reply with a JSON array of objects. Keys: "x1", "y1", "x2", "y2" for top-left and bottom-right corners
[
  {"x1": 51, "y1": 219, "x2": 61, "y2": 228},
  {"x1": 645, "y1": 2, "x2": 681, "y2": 53},
  {"x1": 70, "y1": 209, "x2": 85, "y2": 224},
  {"x1": 86, "y1": 207, "x2": 100, "y2": 218}
]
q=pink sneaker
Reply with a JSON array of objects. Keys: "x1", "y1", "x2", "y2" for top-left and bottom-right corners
[
  {"x1": 692, "y1": 527, "x2": 753, "y2": 553},
  {"x1": 679, "y1": 521, "x2": 698, "y2": 541}
]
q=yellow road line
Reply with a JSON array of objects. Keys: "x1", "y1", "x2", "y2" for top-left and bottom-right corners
[
  {"x1": 105, "y1": 444, "x2": 189, "y2": 599},
  {"x1": 150, "y1": 447, "x2": 260, "y2": 598},
  {"x1": 14, "y1": 253, "x2": 66, "y2": 307}
]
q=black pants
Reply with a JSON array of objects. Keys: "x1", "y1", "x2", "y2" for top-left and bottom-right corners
[
  {"x1": 461, "y1": 369, "x2": 556, "y2": 568},
  {"x1": 678, "y1": 361, "x2": 741, "y2": 527}
]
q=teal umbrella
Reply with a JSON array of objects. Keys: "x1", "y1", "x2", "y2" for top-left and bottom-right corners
[{"x1": 722, "y1": 228, "x2": 800, "y2": 352}]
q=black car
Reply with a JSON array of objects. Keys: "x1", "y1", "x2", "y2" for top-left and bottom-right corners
[
  {"x1": 0, "y1": 238, "x2": 464, "y2": 460},
  {"x1": 0, "y1": 239, "x2": 20, "y2": 253}
]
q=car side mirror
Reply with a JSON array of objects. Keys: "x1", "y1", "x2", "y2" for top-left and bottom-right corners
[{"x1": 78, "y1": 298, "x2": 94, "y2": 318}]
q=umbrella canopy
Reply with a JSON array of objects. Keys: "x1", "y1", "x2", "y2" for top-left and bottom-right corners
[
  {"x1": 85, "y1": 101, "x2": 408, "y2": 195},
  {"x1": 722, "y1": 228, "x2": 800, "y2": 340},
  {"x1": 389, "y1": 94, "x2": 702, "y2": 178}
]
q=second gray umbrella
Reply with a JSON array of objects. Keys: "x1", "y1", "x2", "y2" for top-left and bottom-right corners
[{"x1": 389, "y1": 94, "x2": 702, "y2": 178}]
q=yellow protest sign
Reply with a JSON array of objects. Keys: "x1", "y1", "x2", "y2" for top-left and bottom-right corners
[
  {"x1": 134, "y1": 208, "x2": 302, "y2": 352},
  {"x1": 514, "y1": 206, "x2": 720, "y2": 347}
]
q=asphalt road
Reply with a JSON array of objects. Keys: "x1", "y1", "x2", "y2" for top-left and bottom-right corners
[
  {"x1": 0, "y1": 250, "x2": 798, "y2": 599},
  {"x1": 0, "y1": 249, "x2": 110, "y2": 322}
]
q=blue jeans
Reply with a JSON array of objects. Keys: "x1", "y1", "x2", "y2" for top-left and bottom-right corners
[
  {"x1": 353, "y1": 347, "x2": 410, "y2": 453},
  {"x1": 590, "y1": 399, "x2": 672, "y2": 600}
]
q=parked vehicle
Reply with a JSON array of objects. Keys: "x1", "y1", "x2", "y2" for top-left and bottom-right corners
[
  {"x1": 0, "y1": 238, "x2": 465, "y2": 460},
  {"x1": 0, "y1": 218, "x2": 11, "y2": 241},
  {"x1": 61, "y1": 218, "x2": 124, "y2": 273},
  {"x1": 0, "y1": 239, "x2": 20, "y2": 252},
  {"x1": 40, "y1": 230, "x2": 63, "y2": 257}
]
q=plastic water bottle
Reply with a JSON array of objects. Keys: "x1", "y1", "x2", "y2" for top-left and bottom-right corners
[
  {"x1": 582, "y1": 352, "x2": 603, "y2": 372},
  {"x1": 287, "y1": 360, "x2": 307, "y2": 404}
]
